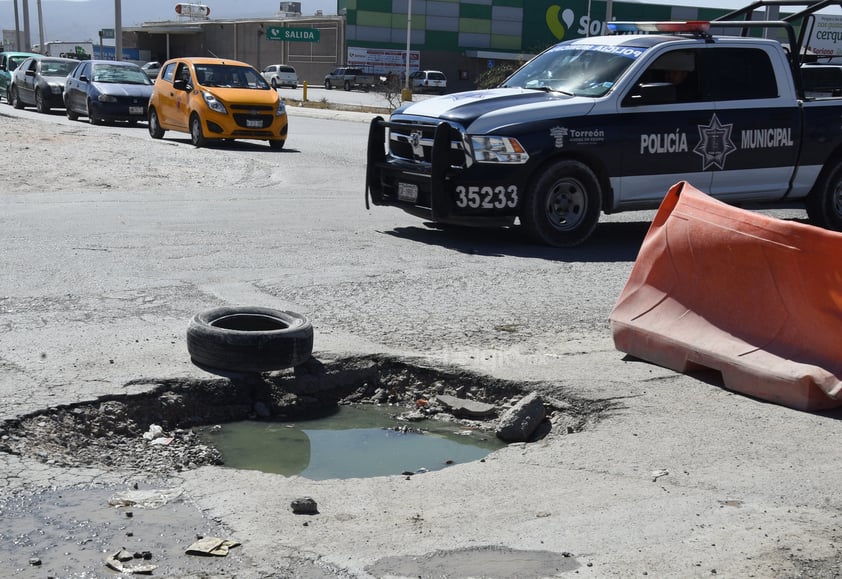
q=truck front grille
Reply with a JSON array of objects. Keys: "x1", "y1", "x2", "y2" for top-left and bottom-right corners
[{"x1": 388, "y1": 119, "x2": 466, "y2": 167}]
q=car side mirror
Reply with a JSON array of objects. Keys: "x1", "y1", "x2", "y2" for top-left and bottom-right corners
[
  {"x1": 173, "y1": 79, "x2": 192, "y2": 91},
  {"x1": 80, "y1": 74, "x2": 89, "y2": 82}
]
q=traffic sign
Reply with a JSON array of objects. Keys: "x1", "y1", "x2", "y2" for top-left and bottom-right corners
[
  {"x1": 99, "y1": 28, "x2": 115, "y2": 39},
  {"x1": 266, "y1": 26, "x2": 320, "y2": 42}
]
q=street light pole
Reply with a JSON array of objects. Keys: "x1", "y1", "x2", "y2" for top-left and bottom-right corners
[
  {"x1": 115, "y1": 0, "x2": 123, "y2": 61},
  {"x1": 404, "y1": 0, "x2": 411, "y2": 90}
]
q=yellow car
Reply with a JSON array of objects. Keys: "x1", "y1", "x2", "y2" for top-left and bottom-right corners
[{"x1": 147, "y1": 57, "x2": 287, "y2": 149}]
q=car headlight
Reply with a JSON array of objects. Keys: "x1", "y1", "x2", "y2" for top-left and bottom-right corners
[
  {"x1": 276, "y1": 99, "x2": 286, "y2": 116},
  {"x1": 469, "y1": 135, "x2": 529, "y2": 164},
  {"x1": 201, "y1": 91, "x2": 227, "y2": 114},
  {"x1": 98, "y1": 94, "x2": 117, "y2": 103}
]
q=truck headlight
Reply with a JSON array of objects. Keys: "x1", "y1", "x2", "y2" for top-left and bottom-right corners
[
  {"x1": 201, "y1": 91, "x2": 227, "y2": 114},
  {"x1": 469, "y1": 136, "x2": 529, "y2": 164}
]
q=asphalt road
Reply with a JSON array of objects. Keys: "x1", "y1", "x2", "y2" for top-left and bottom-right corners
[{"x1": 0, "y1": 98, "x2": 839, "y2": 579}]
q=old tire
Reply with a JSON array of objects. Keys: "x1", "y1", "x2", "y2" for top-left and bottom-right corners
[
  {"x1": 148, "y1": 108, "x2": 165, "y2": 139},
  {"x1": 187, "y1": 306, "x2": 314, "y2": 373},
  {"x1": 521, "y1": 159, "x2": 602, "y2": 247},
  {"x1": 806, "y1": 160, "x2": 842, "y2": 231}
]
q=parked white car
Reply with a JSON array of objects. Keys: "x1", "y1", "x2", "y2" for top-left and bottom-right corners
[
  {"x1": 262, "y1": 64, "x2": 298, "y2": 89},
  {"x1": 410, "y1": 70, "x2": 447, "y2": 94}
]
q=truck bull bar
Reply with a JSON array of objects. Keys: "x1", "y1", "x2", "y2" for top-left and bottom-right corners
[{"x1": 365, "y1": 116, "x2": 458, "y2": 221}]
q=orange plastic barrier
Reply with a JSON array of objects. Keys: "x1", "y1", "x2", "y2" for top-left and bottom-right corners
[{"x1": 610, "y1": 181, "x2": 842, "y2": 411}]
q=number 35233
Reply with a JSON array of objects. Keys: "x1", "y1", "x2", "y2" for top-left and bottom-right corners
[{"x1": 455, "y1": 185, "x2": 519, "y2": 209}]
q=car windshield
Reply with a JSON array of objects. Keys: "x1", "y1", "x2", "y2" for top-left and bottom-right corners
[
  {"x1": 41, "y1": 59, "x2": 77, "y2": 76},
  {"x1": 501, "y1": 43, "x2": 647, "y2": 97},
  {"x1": 194, "y1": 64, "x2": 269, "y2": 89},
  {"x1": 92, "y1": 64, "x2": 152, "y2": 85}
]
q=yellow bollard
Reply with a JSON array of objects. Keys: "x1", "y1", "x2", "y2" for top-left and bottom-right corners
[
  {"x1": 401, "y1": 87, "x2": 413, "y2": 102},
  {"x1": 302, "y1": 81, "x2": 308, "y2": 102}
]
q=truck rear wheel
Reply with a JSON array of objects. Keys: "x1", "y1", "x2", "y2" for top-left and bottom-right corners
[
  {"x1": 806, "y1": 161, "x2": 842, "y2": 231},
  {"x1": 521, "y1": 159, "x2": 602, "y2": 247}
]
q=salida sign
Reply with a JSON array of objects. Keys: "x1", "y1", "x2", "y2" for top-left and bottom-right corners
[{"x1": 266, "y1": 26, "x2": 320, "y2": 42}]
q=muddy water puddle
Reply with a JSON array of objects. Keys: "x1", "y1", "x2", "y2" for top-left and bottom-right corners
[{"x1": 199, "y1": 404, "x2": 505, "y2": 479}]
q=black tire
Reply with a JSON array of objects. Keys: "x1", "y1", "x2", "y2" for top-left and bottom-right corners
[
  {"x1": 269, "y1": 139, "x2": 284, "y2": 150},
  {"x1": 186, "y1": 306, "x2": 314, "y2": 373},
  {"x1": 35, "y1": 88, "x2": 50, "y2": 113},
  {"x1": 344, "y1": 80, "x2": 351, "y2": 91},
  {"x1": 325, "y1": 79, "x2": 332, "y2": 90},
  {"x1": 11, "y1": 86, "x2": 23, "y2": 109},
  {"x1": 190, "y1": 113, "x2": 206, "y2": 147},
  {"x1": 66, "y1": 105, "x2": 78, "y2": 121},
  {"x1": 88, "y1": 101, "x2": 103, "y2": 125},
  {"x1": 521, "y1": 159, "x2": 602, "y2": 247},
  {"x1": 271, "y1": 78, "x2": 278, "y2": 89},
  {"x1": 148, "y1": 107, "x2": 165, "y2": 139},
  {"x1": 806, "y1": 160, "x2": 842, "y2": 231}
]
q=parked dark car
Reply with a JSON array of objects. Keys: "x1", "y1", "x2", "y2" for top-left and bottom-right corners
[
  {"x1": 64, "y1": 60, "x2": 154, "y2": 125},
  {"x1": 9, "y1": 56, "x2": 77, "y2": 112}
]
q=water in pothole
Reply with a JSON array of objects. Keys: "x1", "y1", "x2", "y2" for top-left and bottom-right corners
[{"x1": 199, "y1": 404, "x2": 505, "y2": 479}]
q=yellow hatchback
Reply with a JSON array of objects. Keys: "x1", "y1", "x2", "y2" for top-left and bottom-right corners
[{"x1": 148, "y1": 57, "x2": 287, "y2": 149}]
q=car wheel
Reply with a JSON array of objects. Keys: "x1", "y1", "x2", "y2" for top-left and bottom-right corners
[
  {"x1": 186, "y1": 306, "x2": 314, "y2": 373},
  {"x1": 190, "y1": 113, "x2": 207, "y2": 147},
  {"x1": 35, "y1": 89, "x2": 50, "y2": 113},
  {"x1": 10, "y1": 86, "x2": 23, "y2": 109},
  {"x1": 271, "y1": 78, "x2": 278, "y2": 89},
  {"x1": 66, "y1": 105, "x2": 79, "y2": 121},
  {"x1": 344, "y1": 80, "x2": 351, "y2": 91},
  {"x1": 148, "y1": 107, "x2": 165, "y2": 139},
  {"x1": 269, "y1": 139, "x2": 284, "y2": 150},
  {"x1": 521, "y1": 159, "x2": 602, "y2": 247},
  {"x1": 806, "y1": 159, "x2": 842, "y2": 231},
  {"x1": 325, "y1": 79, "x2": 332, "y2": 90}
]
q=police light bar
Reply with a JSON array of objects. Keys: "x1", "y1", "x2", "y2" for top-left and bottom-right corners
[{"x1": 607, "y1": 21, "x2": 711, "y2": 34}]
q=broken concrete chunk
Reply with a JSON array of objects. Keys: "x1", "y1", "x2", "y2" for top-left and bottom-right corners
[
  {"x1": 435, "y1": 394, "x2": 496, "y2": 418},
  {"x1": 496, "y1": 392, "x2": 547, "y2": 443},
  {"x1": 291, "y1": 496, "x2": 319, "y2": 515}
]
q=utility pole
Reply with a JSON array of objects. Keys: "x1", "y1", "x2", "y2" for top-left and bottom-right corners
[
  {"x1": 22, "y1": 0, "x2": 31, "y2": 51},
  {"x1": 36, "y1": 0, "x2": 45, "y2": 53},
  {"x1": 13, "y1": 0, "x2": 21, "y2": 50},
  {"x1": 115, "y1": 0, "x2": 123, "y2": 61}
]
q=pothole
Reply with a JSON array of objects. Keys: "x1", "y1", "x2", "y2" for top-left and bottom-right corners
[{"x1": 0, "y1": 355, "x2": 619, "y2": 477}]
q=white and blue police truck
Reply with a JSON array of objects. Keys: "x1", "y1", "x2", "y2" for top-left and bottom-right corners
[{"x1": 365, "y1": 2, "x2": 842, "y2": 246}]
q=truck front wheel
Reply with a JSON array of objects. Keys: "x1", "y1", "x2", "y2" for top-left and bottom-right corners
[
  {"x1": 806, "y1": 161, "x2": 842, "y2": 231},
  {"x1": 522, "y1": 159, "x2": 602, "y2": 247}
]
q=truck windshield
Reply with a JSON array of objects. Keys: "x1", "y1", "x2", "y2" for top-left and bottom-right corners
[{"x1": 502, "y1": 43, "x2": 647, "y2": 97}]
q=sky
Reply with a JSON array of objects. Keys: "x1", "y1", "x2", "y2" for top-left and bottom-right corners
[
  {"x1": 1, "y1": 0, "x2": 339, "y2": 44},
  {"x1": 1, "y1": 0, "x2": 741, "y2": 47}
]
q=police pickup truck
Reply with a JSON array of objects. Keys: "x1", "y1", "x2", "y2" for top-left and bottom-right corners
[{"x1": 365, "y1": 3, "x2": 842, "y2": 246}]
